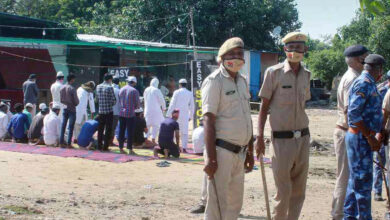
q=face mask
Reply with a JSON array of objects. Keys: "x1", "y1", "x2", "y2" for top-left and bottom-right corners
[
  {"x1": 286, "y1": 52, "x2": 304, "y2": 63},
  {"x1": 223, "y1": 59, "x2": 245, "y2": 73}
]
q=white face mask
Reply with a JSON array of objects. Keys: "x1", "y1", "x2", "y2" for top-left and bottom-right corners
[
  {"x1": 286, "y1": 52, "x2": 304, "y2": 63},
  {"x1": 223, "y1": 59, "x2": 245, "y2": 73}
]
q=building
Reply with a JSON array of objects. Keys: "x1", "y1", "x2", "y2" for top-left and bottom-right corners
[{"x1": 0, "y1": 12, "x2": 279, "y2": 106}]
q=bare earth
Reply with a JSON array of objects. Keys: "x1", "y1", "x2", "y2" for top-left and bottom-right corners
[{"x1": 0, "y1": 108, "x2": 388, "y2": 220}]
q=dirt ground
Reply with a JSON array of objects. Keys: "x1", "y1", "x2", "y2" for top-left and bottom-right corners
[{"x1": 0, "y1": 108, "x2": 388, "y2": 220}]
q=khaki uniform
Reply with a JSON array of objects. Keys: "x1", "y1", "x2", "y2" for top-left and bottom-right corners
[
  {"x1": 331, "y1": 67, "x2": 360, "y2": 220},
  {"x1": 201, "y1": 64, "x2": 252, "y2": 220},
  {"x1": 382, "y1": 90, "x2": 390, "y2": 183},
  {"x1": 259, "y1": 60, "x2": 311, "y2": 220}
]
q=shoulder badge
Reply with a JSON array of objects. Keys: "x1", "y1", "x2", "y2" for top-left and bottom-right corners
[{"x1": 356, "y1": 92, "x2": 365, "y2": 98}]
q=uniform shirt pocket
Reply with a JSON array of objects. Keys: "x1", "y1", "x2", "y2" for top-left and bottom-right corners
[
  {"x1": 221, "y1": 89, "x2": 240, "y2": 117},
  {"x1": 277, "y1": 87, "x2": 294, "y2": 105}
]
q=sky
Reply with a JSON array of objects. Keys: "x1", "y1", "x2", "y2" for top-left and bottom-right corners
[{"x1": 295, "y1": 0, "x2": 360, "y2": 40}]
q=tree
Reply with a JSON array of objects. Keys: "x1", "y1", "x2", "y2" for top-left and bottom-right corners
[
  {"x1": 0, "y1": 0, "x2": 302, "y2": 50},
  {"x1": 305, "y1": 49, "x2": 346, "y2": 89},
  {"x1": 359, "y1": 0, "x2": 386, "y2": 16}
]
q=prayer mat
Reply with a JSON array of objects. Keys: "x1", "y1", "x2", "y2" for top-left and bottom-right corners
[{"x1": 0, "y1": 142, "x2": 152, "y2": 163}]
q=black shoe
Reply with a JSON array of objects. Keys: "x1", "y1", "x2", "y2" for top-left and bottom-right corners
[
  {"x1": 374, "y1": 193, "x2": 385, "y2": 201},
  {"x1": 190, "y1": 204, "x2": 205, "y2": 214}
]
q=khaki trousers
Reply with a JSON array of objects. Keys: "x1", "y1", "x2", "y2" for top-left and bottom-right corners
[
  {"x1": 204, "y1": 146, "x2": 246, "y2": 220},
  {"x1": 271, "y1": 135, "x2": 310, "y2": 220},
  {"x1": 331, "y1": 128, "x2": 349, "y2": 220},
  {"x1": 201, "y1": 173, "x2": 208, "y2": 206}
]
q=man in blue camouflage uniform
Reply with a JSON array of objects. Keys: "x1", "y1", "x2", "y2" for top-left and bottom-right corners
[
  {"x1": 344, "y1": 54, "x2": 385, "y2": 220},
  {"x1": 372, "y1": 71, "x2": 390, "y2": 202}
]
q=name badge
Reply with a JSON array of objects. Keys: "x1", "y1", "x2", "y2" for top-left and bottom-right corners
[
  {"x1": 225, "y1": 90, "x2": 236, "y2": 95},
  {"x1": 282, "y1": 85, "x2": 292, "y2": 89}
]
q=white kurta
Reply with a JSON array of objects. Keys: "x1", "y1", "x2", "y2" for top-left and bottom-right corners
[
  {"x1": 144, "y1": 78, "x2": 166, "y2": 130},
  {"x1": 75, "y1": 87, "x2": 96, "y2": 124},
  {"x1": 192, "y1": 126, "x2": 205, "y2": 153},
  {"x1": 166, "y1": 87, "x2": 195, "y2": 135},
  {"x1": 43, "y1": 111, "x2": 61, "y2": 145},
  {"x1": 50, "y1": 81, "x2": 63, "y2": 104},
  {"x1": 0, "y1": 111, "x2": 8, "y2": 139}
]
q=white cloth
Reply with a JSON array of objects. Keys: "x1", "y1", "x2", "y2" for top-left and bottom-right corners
[
  {"x1": 43, "y1": 111, "x2": 61, "y2": 145},
  {"x1": 51, "y1": 81, "x2": 65, "y2": 118},
  {"x1": 112, "y1": 84, "x2": 120, "y2": 116},
  {"x1": 167, "y1": 88, "x2": 194, "y2": 148},
  {"x1": 50, "y1": 81, "x2": 64, "y2": 104},
  {"x1": 75, "y1": 87, "x2": 95, "y2": 124},
  {"x1": 192, "y1": 126, "x2": 205, "y2": 153},
  {"x1": 6, "y1": 108, "x2": 12, "y2": 122},
  {"x1": 144, "y1": 78, "x2": 166, "y2": 138},
  {"x1": 0, "y1": 112, "x2": 8, "y2": 139}
]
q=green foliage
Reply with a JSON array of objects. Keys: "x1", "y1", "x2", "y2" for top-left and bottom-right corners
[
  {"x1": 360, "y1": 0, "x2": 386, "y2": 16},
  {"x1": 305, "y1": 1, "x2": 390, "y2": 87},
  {"x1": 305, "y1": 49, "x2": 346, "y2": 89},
  {"x1": 0, "y1": 0, "x2": 301, "y2": 50}
]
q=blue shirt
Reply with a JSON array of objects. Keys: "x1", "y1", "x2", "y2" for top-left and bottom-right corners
[
  {"x1": 158, "y1": 118, "x2": 179, "y2": 143},
  {"x1": 348, "y1": 72, "x2": 383, "y2": 132},
  {"x1": 7, "y1": 113, "x2": 30, "y2": 139},
  {"x1": 77, "y1": 120, "x2": 99, "y2": 147}
]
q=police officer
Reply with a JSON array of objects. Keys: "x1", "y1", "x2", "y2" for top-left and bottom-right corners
[
  {"x1": 344, "y1": 54, "x2": 384, "y2": 220},
  {"x1": 331, "y1": 45, "x2": 368, "y2": 220},
  {"x1": 372, "y1": 71, "x2": 390, "y2": 202},
  {"x1": 202, "y1": 37, "x2": 254, "y2": 220},
  {"x1": 256, "y1": 32, "x2": 311, "y2": 220}
]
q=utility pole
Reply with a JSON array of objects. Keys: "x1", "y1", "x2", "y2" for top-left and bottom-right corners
[{"x1": 190, "y1": 8, "x2": 197, "y2": 60}]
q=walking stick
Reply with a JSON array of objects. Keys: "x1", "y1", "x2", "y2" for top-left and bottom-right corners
[
  {"x1": 377, "y1": 154, "x2": 390, "y2": 211},
  {"x1": 211, "y1": 178, "x2": 223, "y2": 219},
  {"x1": 259, "y1": 153, "x2": 271, "y2": 220}
]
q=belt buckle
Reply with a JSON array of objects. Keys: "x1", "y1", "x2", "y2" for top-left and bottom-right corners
[{"x1": 293, "y1": 130, "x2": 301, "y2": 139}]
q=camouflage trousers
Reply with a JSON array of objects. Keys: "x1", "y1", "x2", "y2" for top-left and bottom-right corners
[
  {"x1": 373, "y1": 145, "x2": 386, "y2": 195},
  {"x1": 344, "y1": 132, "x2": 373, "y2": 220}
]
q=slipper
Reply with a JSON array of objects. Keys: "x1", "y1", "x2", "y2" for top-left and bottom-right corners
[{"x1": 156, "y1": 161, "x2": 171, "y2": 167}]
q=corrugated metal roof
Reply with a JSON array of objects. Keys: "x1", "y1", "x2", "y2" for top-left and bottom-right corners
[{"x1": 77, "y1": 34, "x2": 218, "y2": 50}]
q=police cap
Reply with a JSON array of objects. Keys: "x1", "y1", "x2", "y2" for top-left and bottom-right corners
[
  {"x1": 282, "y1": 32, "x2": 307, "y2": 44},
  {"x1": 343, "y1": 45, "x2": 368, "y2": 57},
  {"x1": 364, "y1": 54, "x2": 386, "y2": 65},
  {"x1": 217, "y1": 37, "x2": 244, "y2": 63}
]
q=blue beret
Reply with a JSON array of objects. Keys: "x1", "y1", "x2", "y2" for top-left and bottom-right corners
[
  {"x1": 386, "y1": 70, "x2": 390, "y2": 79},
  {"x1": 364, "y1": 54, "x2": 385, "y2": 65},
  {"x1": 343, "y1": 45, "x2": 368, "y2": 57}
]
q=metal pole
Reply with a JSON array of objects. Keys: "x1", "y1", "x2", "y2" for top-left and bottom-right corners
[
  {"x1": 190, "y1": 8, "x2": 198, "y2": 61},
  {"x1": 259, "y1": 154, "x2": 271, "y2": 220}
]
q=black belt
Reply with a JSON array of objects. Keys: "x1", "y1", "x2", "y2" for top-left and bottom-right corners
[
  {"x1": 272, "y1": 128, "x2": 310, "y2": 139},
  {"x1": 216, "y1": 139, "x2": 247, "y2": 154}
]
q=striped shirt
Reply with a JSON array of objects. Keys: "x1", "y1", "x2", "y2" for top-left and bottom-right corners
[
  {"x1": 119, "y1": 84, "x2": 140, "y2": 118},
  {"x1": 96, "y1": 82, "x2": 116, "y2": 114}
]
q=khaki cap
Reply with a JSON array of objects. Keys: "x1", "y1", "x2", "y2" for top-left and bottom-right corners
[
  {"x1": 282, "y1": 32, "x2": 307, "y2": 44},
  {"x1": 217, "y1": 37, "x2": 244, "y2": 63}
]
